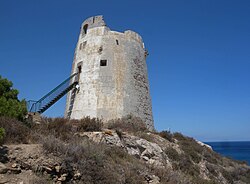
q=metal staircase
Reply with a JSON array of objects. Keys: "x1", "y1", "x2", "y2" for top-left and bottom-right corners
[{"x1": 27, "y1": 72, "x2": 79, "y2": 114}]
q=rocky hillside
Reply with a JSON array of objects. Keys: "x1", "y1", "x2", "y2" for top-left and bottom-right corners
[{"x1": 0, "y1": 116, "x2": 249, "y2": 184}]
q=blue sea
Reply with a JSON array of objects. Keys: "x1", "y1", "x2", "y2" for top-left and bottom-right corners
[{"x1": 206, "y1": 141, "x2": 250, "y2": 165}]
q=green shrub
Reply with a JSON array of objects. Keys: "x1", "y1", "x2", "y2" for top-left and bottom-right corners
[
  {"x1": 0, "y1": 75, "x2": 27, "y2": 121},
  {"x1": 0, "y1": 127, "x2": 5, "y2": 145}
]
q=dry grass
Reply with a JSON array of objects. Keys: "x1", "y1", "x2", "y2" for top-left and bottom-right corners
[
  {"x1": 30, "y1": 116, "x2": 103, "y2": 142},
  {"x1": 106, "y1": 115, "x2": 147, "y2": 133},
  {"x1": 0, "y1": 117, "x2": 30, "y2": 144},
  {"x1": 40, "y1": 133, "x2": 147, "y2": 184},
  {"x1": 158, "y1": 130, "x2": 173, "y2": 142},
  {"x1": 1, "y1": 116, "x2": 250, "y2": 184}
]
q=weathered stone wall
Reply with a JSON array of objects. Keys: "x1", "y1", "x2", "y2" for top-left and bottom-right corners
[{"x1": 65, "y1": 15, "x2": 154, "y2": 130}]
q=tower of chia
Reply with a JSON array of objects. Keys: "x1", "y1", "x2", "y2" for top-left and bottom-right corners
[{"x1": 65, "y1": 15, "x2": 154, "y2": 130}]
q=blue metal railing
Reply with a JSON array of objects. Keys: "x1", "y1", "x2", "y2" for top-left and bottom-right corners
[{"x1": 27, "y1": 72, "x2": 79, "y2": 113}]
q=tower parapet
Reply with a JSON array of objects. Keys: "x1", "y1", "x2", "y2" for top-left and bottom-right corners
[{"x1": 65, "y1": 15, "x2": 154, "y2": 130}]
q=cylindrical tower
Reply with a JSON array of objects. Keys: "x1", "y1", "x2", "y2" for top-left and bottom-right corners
[{"x1": 65, "y1": 15, "x2": 154, "y2": 130}]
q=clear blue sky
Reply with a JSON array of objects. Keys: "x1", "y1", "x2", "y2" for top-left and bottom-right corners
[{"x1": 1, "y1": 0, "x2": 250, "y2": 141}]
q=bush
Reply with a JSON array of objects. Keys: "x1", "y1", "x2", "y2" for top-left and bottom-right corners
[
  {"x1": 206, "y1": 163, "x2": 218, "y2": 177},
  {"x1": 135, "y1": 132, "x2": 154, "y2": 142},
  {"x1": 150, "y1": 167, "x2": 183, "y2": 184},
  {"x1": 107, "y1": 115, "x2": 147, "y2": 133},
  {"x1": 158, "y1": 130, "x2": 173, "y2": 142},
  {"x1": 0, "y1": 117, "x2": 30, "y2": 144},
  {"x1": 221, "y1": 169, "x2": 234, "y2": 183},
  {"x1": 0, "y1": 75, "x2": 27, "y2": 121},
  {"x1": 31, "y1": 117, "x2": 103, "y2": 142},
  {"x1": 173, "y1": 132, "x2": 203, "y2": 163},
  {"x1": 203, "y1": 148, "x2": 220, "y2": 164},
  {"x1": 173, "y1": 132, "x2": 186, "y2": 140},
  {"x1": 240, "y1": 168, "x2": 250, "y2": 183},
  {"x1": 75, "y1": 116, "x2": 103, "y2": 132},
  {"x1": 164, "y1": 147, "x2": 180, "y2": 161},
  {"x1": 40, "y1": 134, "x2": 147, "y2": 184},
  {"x1": 178, "y1": 156, "x2": 200, "y2": 176},
  {"x1": 191, "y1": 177, "x2": 218, "y2": 184},
  {"x1": 30, "y1": 117, "x2": 73, "y2": 141},
  {"x1": 0, "y1": 127, "x2": 5, "y2": 145}
]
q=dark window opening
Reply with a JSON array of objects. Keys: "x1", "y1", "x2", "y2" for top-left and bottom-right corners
[
  {"x1": 100, "y1": 60, "x2": 107, "y2": 66},
  {"x1": 78, "y1": 65, "x2": 82, "y2": 73},
  {"x1": 76, "y1": 65, "x2": 82, "y2": 82},
  {"x1": 83, "y1": 24, "x2": 88, "y2": 34},
  {"x1": 116, "y1": 39, "x2": 119, "y2": 45},
  {"x1": 79, "y1": 43, "x2": 82, "y2": 50},
  {"x1": 93, "y1": 17, "x2": 95, "y2": 23}
]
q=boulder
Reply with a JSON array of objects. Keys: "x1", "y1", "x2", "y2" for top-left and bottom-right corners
[
  {"x1": 79, "y1": 130, "x2": 170, "y2": 168},
  {"x1": 0, "y1": 162, "x2": 8, "y2": 174}
]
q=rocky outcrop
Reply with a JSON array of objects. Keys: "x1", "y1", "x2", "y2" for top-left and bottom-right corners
[
  {"x1": 0, "y1": 144, "x2": 67, "y2": 184},
  {"x1": 0, "y1": 142, "x2": 162, "y2": 184},
  {"x1": 0, "y1": 129, "x2": 249, "y2": 184},
  {"x1": 78, "y1": 130, "x2": 172, "y2": 168},
  {"x1": 0, "y1": 162, "x2": 7, "y2": 174},
  {"x1": 196, "y1": 140, "x2": 212, "y2": 150}
]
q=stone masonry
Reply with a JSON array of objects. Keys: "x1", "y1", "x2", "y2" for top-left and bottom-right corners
[{"x1": 65, "y1": 15, "x2": 154, "y2": 130}]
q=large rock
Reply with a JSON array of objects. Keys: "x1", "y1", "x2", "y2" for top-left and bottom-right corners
[
  {"x1": 123, "y1": 134, "x2": 168, "y2": 167},
  {"x1": 78, "y1": 130, "x2": 171, "y2": 168},
  {"x1": 0, "y1": 162, "x2": 7, "y2": 174}
]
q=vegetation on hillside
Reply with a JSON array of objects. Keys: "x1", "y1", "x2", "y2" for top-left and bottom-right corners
[
  {"x1": 0, "y1": 116, "x2": 249, "y2": 184},
  {"x1": 0, "y1": 127, "x2": 5, "y2": 145}
]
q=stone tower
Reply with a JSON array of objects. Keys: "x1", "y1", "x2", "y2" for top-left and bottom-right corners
[{"x1": 65, "y1": 15, "x2": 154, "y2": 130}]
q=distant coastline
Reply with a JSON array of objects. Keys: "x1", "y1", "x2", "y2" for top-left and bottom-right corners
[{"x1": 206, "y1": 141, "x2": 250, "y2": 165}]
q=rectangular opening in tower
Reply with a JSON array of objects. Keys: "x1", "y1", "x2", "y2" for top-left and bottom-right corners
[
  {"x1": 116, "y1": 39, "x2": 119, "y2": 45},
  {"x1": 78, "y1": 65, "x2": 82, "y2": 73},
  {"x1": 100, "y1": 60, "x2": 107, "y2": 66},
  {"x1": 76, "y1": 65, "x2": 82, "y2": 81}
]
